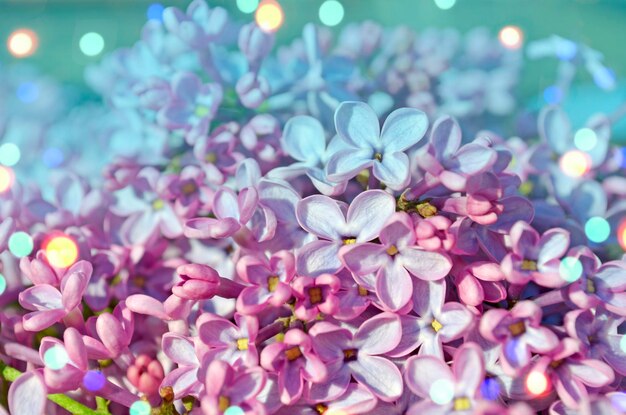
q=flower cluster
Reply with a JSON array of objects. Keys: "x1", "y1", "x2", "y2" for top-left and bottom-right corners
[{"x1": 1, "y1": 1, "x2": 626, "y2": 415}]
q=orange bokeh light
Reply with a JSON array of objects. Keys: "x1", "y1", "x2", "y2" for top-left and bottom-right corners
[
  {"x1": 44, "y1": 234, "x2": 79, "y2": 268},
  {"x1": 526, "y1": 371, "x2": 549, "y2": 396},
  {"x1": 255, "y1": 0, "x2": 284, "y2": 33},
  {"x1": 499, "y1": 25, "x2": 523, "y2": 50},
  {"x1": 559, "y1": 150, "x2": 591, "y2": 178},
  {"x1": 0, "y1": 166, "x2": 15, "y2": 193},
  {"x1": 7, "y1": 29, "x2": 38, "y2": 58},
  {"x1": 618, "y1": 219, "x2": 626, "y2": 251}
]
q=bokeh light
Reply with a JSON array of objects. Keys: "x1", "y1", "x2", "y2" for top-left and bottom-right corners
[
  {"x1": 0, "y1": 273, "x2": 6, "y2": 296},
  {"x1": 43, "y1": 148, "x2": 65, "y2": 168},
  {"x1": 434, "y1": 0, "x2": 457, "y2": 10},
  {"x1": 543, "y1": 85, "x2": 562, "y2": 104},
  {"x1": 559, "y1": 256, "x2": 583, "y2": 282},
  {"x1": 559, "y1": 150, "x2": 591, "y2": 177},
  {"x1": 83, "y1": 370, "x2": 106, "y2": 392},
  {"x1": 573, "y1": 128, "x2": 598, "y2": 152},
  {"x1": 16, "y1": 82, "x2": 39, "y2": 103},
  {"x1": 44, "y1": 234, "x2": 79, "y2": 268},
  {"x1": 0, "y1": 143, "x2": 21, "y2": 167},
  {"x1": 480, "y1": 377, "x2": 500, "y2": 400},
  {"x1": 0, "y1": 166, "x2": 15, "y2": 193},
  {"x1": 585, "y1": 216, "x2": 610, "y2": 243},
  {"x1": 130, "y1": 400, "x2": 152, "y2": 415},
  {"x1": 620, "y1": 334, "x2": 626, "y2": 354},
  {"x1": 617, "y1": 219, "x2": 626, "y2": 251},
  {"x1": 147, "y1": 3, "x2": 165, "y2": 21},
  {"x1": 429, "y1": 378, "x2": 454, "y2": 405},
  {"x1": 526, "y1": 371, "x2": 549, "y2": 395},
  {"x1": 237, "y1": 0, "x2": 259, "y2": 13},
  {"x1": 319, "y1": 0, "x2": 344, "y2": 27},
  {"x1": 8, "y1": 231, "x2": 33, "y2": 258},
  {"x1": 224, "y1": 406, "x2": 245, "y2": 415},
  {"x1": 499, "y1": 25, "x2": 523, "y2": 49},
  {"x1": 255, "y1": 0, "x2": 284, "y2": 33},
  {"x1": 44, "y1": 345, "x2": 70, "y2": 370},
  {"x1": 79, "y1": 32, "x2": 105, "y2": 57},
  {"x1": 7, "y1": 29, "x2": 38, "y2": 58}
]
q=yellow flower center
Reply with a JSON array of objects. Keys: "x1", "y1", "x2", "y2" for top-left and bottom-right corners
[
  {"x1": 134, "y1": 275, "x2": 146, "y2": 288},
  {"x1": 386, "y1": 245, "x2": 399, "y2": 256},
  {"x1": 416, "y1": 201, "x2": 437, "y2": 218},
  {"x1": 453, "y1": 397, "x2": 471, "y2": 411},
  {"x1": 343, "y1": 348, "x2": 358, "y2": 362},
  {"x1": 521, "y1": 259, "x2": 538, "y2": 271},
  {"x1": 508, "y1": 321, "x2": 526, "y2": 336},
  {"x1": 218, "y1": 396, "x2": 230, "y2": 412},
  {"x1": 586, "y1": 279, "x2": 596, "y2": 293},
  {"x1": 431, "y1": 319, "x2": 443, "y2": 332},
  {"x1": 343, "y1": 238, "x2": 357, "y2": 245},
  {"x1": 315, "y1": 403, "x2": 328, "y2": 414},
  {"x1": 357, "y1": 285, "x2": 369, "y2": 296},
  {"x1": 519, "y1": 181, "x2": 534, "y2": 196},
  {"x1": 236, "y1": 338, "x2": 249, "y2": 351},
  {"x1": 195, "y1": 105, "x2": 211, "y2": 118},
  {"x1": 152, "y1": 199, "x2": 165, "y2": 210},
  {"x1": 550, "y1": 359, "x2": 563, "y2": 369},
  {"x1": 308, "y1": 287, "x2": 323, "y2": 304},
  {"x1": 267, "y1": 275, "x2": 279, "y2": 292},
  {"x1": 182, "y1": 182, "x2": 197, "y2": 195},
  {"x1": 374, "y1": 152, "x2": 383, "y2": 162},
  {"x1": 285, "y1": 346, "x2": 302, "y2": 361},
  {"x1": 205, "y1": 152, "x2": 217, "y2": 163}
]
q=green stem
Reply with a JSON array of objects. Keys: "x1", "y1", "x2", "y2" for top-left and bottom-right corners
[{"x1": 1, "y1": 361, "x2": 101, "y2": 415}]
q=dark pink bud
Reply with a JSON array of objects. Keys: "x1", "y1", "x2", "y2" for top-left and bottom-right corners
[
  {"x1": 127, "y1": 354, "x2": 164, "y2": 396},
  {"x1": 172, "y1": 264, "x2": 220, "y2": 300}
]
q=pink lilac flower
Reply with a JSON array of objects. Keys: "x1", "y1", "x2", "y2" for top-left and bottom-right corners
[
  {"x1": 326, "y1": 101, "x2": 428, "y2": 190},
  {"x1": 308, "y1": 312, "x2": 403, "y2": 402},
  {"x1": 295, "y1": 189, "x2": 395, "y2": 276},
  {"x1": 341, "y1": 212, "x2": 452, "y2": 311},
  {"x1": 292, "y1": 274, "x2": 341, "y2": 321},
  {"x1": 197, "y1": 313, "x2": 259, "y2": 367},
  {"x1": 480, "y1": 300, "x2": 559, "y2": 374},
  {"x1": 275, "y1": 383, "x2": 377, "y2": 415},
  {"x1": 260, "y1": 329, "x2": 328, "y2": 405},
  {"x1": 161, "y1": 333, "x2": 205, "y2": 398}
]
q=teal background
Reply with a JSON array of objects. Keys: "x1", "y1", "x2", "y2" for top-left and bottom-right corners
[{"x1": 2, "y1": 0, "x2": 626, "y2": 138}]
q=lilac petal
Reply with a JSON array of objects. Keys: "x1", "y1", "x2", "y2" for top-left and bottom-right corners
[
  {"x1": 399, "y1": 248, "x2": 452, "y2": 281},
  {"x1": 61, "y1": 265, "x2": 91, "y2": 310},
  {"x1": 340, "y1": 243, "x2": 387, "y2": 275},
  {"x1": 309, "y1": 322, "x2": 351, "y2": 361},
  {"x1": 303, "y1": 353, "x2": 328, "y2": 383},
  {"x1": 296, "y1": 240, "x2": 343, "y2": 276},
  {"x1": 282, "y1": 115, "x2": 325, "y2": 163},
  {"x1": 126, "y1": 294, "x2": 171, "y2": 320},
  {"x1": 351, "y1": 355, "x2": 402, "y2": 401},
  {"x1": 376, "y1": 262, "x2": 413, "y2": 311},
  {"x1": 430, "y1": 116, "x2": 461, "y2": 160},
  {"x1": 372, "y1": 151, "x2": 410, "y2": 190},
  {"x1": 325, "y1": 148, "x2": 375, "y2": 182},
  {"x1": 489, "y1": 196, "x2": 534, "y2": 233},
  {"x1": 354, "y1": 312, "x2": 401, "y2": 355},
  {"x1": 230, "y1": 368, "x2": 266, "y2": 403},
  {"x1": 555, "y1": 375, "x2": 587, "y2": 409},
  {"x1": 279, "y1": 363, "x2": 304, "y2": 404},
  {"x1": 9, "y1": 371, "x2": 46, "y2": 415},
  {"x1": 405, "y1": 355, "x2": 453, "y2": 398},
  {"x1": 96, "y1": 313, "x2": 126, "y2": 357},
  {"x1": 524, "y1": 326, "x2": 559, "y2": 353},
  {"x1": 509, "y1": 221, "x2": 539, "y2": 256},
  {"x1": 162, "y1": 334, "x2": 199, "y2": 366},
  {"x1": 605, "y1": 335, "x2": 626, "y2": 375},
  {"x1": 329, "y1": 383, "x2": 378, "y2": 414},
  {"x1": 386, "y1": 315, "x2": 422, "y2": 358},
  {"x1": 406, "y1": 401, "x2": 450, "y2": 415},
  {"x1": 184, "y1": 217, "x2": 240, "y2": 239},
  {"x1": 198, "y1": 318, "x2": 238, "y2": 347},
  {"x1": 452, "y1": 343, "x2": 484, "y2": 395},
  {"x1": 334, "y1": 101, "x2": 380, "y2": 149},
  {"x1": 236, "y1": 287, "x2": 272, "y2": 314},
  {"x1": 172, "y1": 72, "x2": 200, "y2": 103},
  {"x1": 379, "y1": 212, "x2": 416, "y2": 248},
  {"x1": 569, "y1": 359, "x2": 614, "y2": 387},
  {"x1": 213, "y1": 188, "x2": 240, "y2": 220},
  {"x1": 346, "y1": 190, "x2": 396, "y2": 242},
  {"x1": 453, "y1": 143, "x2": 497, "y2": 174},
  {"x1": 539, "y1": 106, "x2": 572, "y2": 154},
  {"x1": 23, "y1": 309, "x2": 67, "y2": 332},
  {"x1": 569, "y1": 180, "x2": 607, "y2": 224},
  {"x1": 380, "y1": 107, "x2": 428, "y2": 153},
  {"x1": 595, "y1": 263, "x2": 626, "y2": 289},
  {"x1": 162, "y1": 366, "x2": 199, "y2": 398},
  {"x1": 296, "y1": 195, "x2": 346, "y2": 240},
  {"x1": 19, "y1": 285, "x2": 63, "y2": 311},
  {"x1": 437, "y1": 303, "x2": 473, "y2": 342},
  {"x1": 537, "y1": 228, "x2": 569, "y2": 265},
  {"x1": 412, "y1": 279, "x2": 445, "y2": 317}
]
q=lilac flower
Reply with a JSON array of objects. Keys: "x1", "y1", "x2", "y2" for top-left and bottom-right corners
[
  {"x1": 455, "y1": 261, "x2": 506, "y2": 307},
  {"x1": 163, "y1": 0, "x2": 228, "y2": 49},
  {"x1": 501, "y1": 221, "x2": 570, "y2": 288},
  {"x1": 275, "y1": 383, "x2": 377, "y2": 415},
  {"x1": 158, "y1": 72, "x2": 223, "y2": 145},
  {"x1": 197, "y1": 313, "x2": 259, "y2": 367},
  {"x1": 480, "y1": 300, "x2": 559, "y2": 374},
  {"x1": 562, "y1": 247, "x2": 626, "y2": 316},
  {"x1": 530, "y1": 338, "x2": 614, "y2": 410},
  {"x1": 292, "y1": 274, "x2": 341, "y2": 321},
  {"x1": 326, "y1": 101, "x2": 428, "y2": 190},
  {"x1": 295, "y1": 189, "x2": 395, "y2": 276},
  {"x1": 235, "y1": 251, "x2": 295, "y2": 314},
  {"x1": 18, "y1": 260, "x2": 92, "y2": 332},
  {"x1": 82, "y1": 301, "x2": 134, "y2": 360},
  {"x1": 127, "y1": 354, "x2": 165, "y2": 396},
  {"x1": 414, "y1": 215, "x2": 456, "y2": 251},
  {"x1": 193, "y1": 122, "x2": 243, "y2": 185},
  {"x1": 39, "y1": 327, "x2": 88, "y2": 392},
  {"x1": 387, "y1": 279, "x2": 473, "y2": 359},
  {"x1": 260, "y1": 329, "x2": 328, "y2": 405},
  {"x1": 405, "y1": 343, "x2": 485, "y2": 414},
  {"x1": 341, "y1": 212, "x2": 452, "y2": 311},
  {"x1": 309, "y1": 313, "x2": 403, "y2": 402},
  {"x1": 564, "y1": 307, "x2": 626, "y2": 376},
  {"x1": 200, "y1": 360, "x2": 267, "y2": 415},
  {"x1": 161, "y1": 333, "x2": 204, "y2": 398},
  {"x1": 414, "y1": 116, "x2": 497, "y2": 192},
  {"x1": 8, "y1": 370, "x2": 46, "y2": 415}
]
